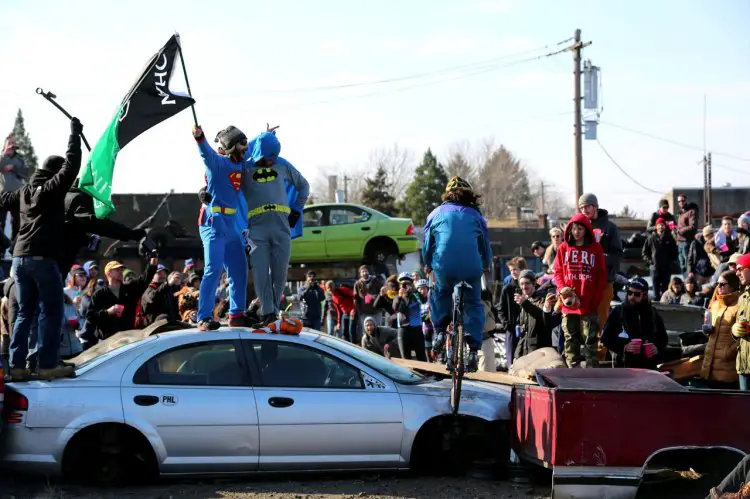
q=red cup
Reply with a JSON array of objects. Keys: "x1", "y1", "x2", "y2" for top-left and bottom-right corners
[
  {"x1": 630, "y1": 338, "x2": 642, "y2": 352},
  {"x1": 643, "y1": 342, "x2": 654, "y2": 359},
  {"x1": 67, "y1": 318, "x2": 78, "y2": 328},
  {"x1": 115, "y1": 304, "x2": 125, "y2": 317}
]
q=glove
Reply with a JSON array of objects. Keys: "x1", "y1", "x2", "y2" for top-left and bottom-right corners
[
  {"x1": 133, "y1": 228, "x2": 147, "y2": 240},
  {"x1": 138, "y1": 235, "x2": 159, "y2": 257},
  {"x1": 70, "y1": 117, "x2": 83, "y2": 136},
  {"x1": 198, "y1": 186, "x2": 212, "y2": 205},
  {"x1": 288, "y1": 210, "x2": 301, "y2": 228}
]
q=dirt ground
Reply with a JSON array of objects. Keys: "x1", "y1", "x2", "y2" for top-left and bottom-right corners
[{"x1": 0, "y1": 475, "x2": 550, "y2": 499}]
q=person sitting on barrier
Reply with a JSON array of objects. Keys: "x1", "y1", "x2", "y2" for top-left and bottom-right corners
[
  {"x1": 601, "y1": 277, "x2": 668, "y2": 369},
  {"x1": 424, "y1": 176, "x2": 492, "y2": 373}
]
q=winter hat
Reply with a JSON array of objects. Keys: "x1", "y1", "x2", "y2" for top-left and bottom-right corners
[
  {"x1": 738, "y1": 212, "x2": 750, "y2": 228},
  {"x1": 188, "y1": 272, "x2": 201, "y2": 285},
  {"x1": 578, "y1": 193, "x2": 598, "y2": 207},
  {"x1": 702, "y1": 225, "x2": 714, "y2": 238},
  {"x1": 659, "y1": 199, "x2": 670, "y2": 209},
  {"x1": 363, "y1": 316, "x2": 376, "y2": 327},
  {"x1": 729, "y1": 253, "x2": 741, "y2": 265},
  {"x1": 655, "y1": 218, "x2": 666, "y2": 226},
  {"x1": 736, "y1": 253, "x2": 750, "y2": 269},
  {"x1": 518, "y1": 269, "x2": 536, "y2": 283},
  {"x1": 628, "y1": 277, "x2": 649, "y2": 292}
]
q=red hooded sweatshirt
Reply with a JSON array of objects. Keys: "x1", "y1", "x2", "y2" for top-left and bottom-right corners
[
  {"x1": 552, "y1": 213, "x2": 608, "y2": 316},
  {"x1": 332, "y1": 286, "x2": 356, "y2": 324}
]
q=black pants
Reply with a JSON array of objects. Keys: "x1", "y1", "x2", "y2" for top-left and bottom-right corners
[
  {"x1": 0, "y1": 207, "x2": 20, "y2": 243},
  {"x1": 651, "y1": 269, "x2": 670, "y2": 301},
  {"x1": 398, "y1": 325, "x2": 427, "y2": 361}
]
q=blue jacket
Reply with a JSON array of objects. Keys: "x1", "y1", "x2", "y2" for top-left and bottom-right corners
[
  {"x1": 422, "y1": 202, "x2": 492, "y2": 278},
  {"x1": 244, "y1": 132, "x2": 308, "y2": 240},
  {"x1": 196, "y1": 137, "x2": 243, "y2": 236}
]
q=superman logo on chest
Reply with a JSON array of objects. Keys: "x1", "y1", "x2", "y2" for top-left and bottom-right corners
[
  {"x1": 227, "y1": 171, "x2": 242, "y2": 192},
  {"x1": 253, "y1": 167, "x2": 279, "y2": 183}
]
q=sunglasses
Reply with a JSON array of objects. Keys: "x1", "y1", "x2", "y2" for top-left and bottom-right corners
[
  {"x1": 627, "y1": 290, "x2": 643, "y2": 297},
  {"x1": 400, "y1": 282, "x2": 411, "y2": 288},
  {"x1": 717, "y1": 281, "x2": 729, "y2": 287}
]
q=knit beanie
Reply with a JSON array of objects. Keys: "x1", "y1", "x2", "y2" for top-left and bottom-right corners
[
  {"x1": 519, "y1": 269, "x2": 536, "y2": 283},
  {"x1": 578, "y1": 193, "x2": 598, "y2": 207}
]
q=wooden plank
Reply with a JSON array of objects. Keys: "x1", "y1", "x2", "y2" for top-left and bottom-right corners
[{"x1": 391, "y1": 358, "x2": 536, "y2": 386}]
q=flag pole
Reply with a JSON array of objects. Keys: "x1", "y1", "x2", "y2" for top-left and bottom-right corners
[
  {"x1": 175, "y1": 34, "x2": 198, "y2": 126},
  {"x1": 35, "y1": 88, "x2": 92, "y2": 151}
]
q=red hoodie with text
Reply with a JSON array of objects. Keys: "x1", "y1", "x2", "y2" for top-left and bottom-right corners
[{"x1": 553, "y1": 213, "x2": 608, "y2": 316}]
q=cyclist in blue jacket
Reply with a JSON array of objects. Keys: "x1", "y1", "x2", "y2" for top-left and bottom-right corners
[{"x1": 423, "y1": 176, "x2": 492, "y2": 372}]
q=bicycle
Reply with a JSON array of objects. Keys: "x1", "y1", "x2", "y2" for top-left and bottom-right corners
[{"x1": 446, "y1": 281, "x2": 472, "y2": 415}]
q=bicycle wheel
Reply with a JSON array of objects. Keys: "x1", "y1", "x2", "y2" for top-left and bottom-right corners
[{"x1": 450, "y1": 321, "x2": 465, "y2": 415}]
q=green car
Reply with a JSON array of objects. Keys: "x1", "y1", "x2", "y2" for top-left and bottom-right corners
[{"x1": 291, "y1": 203, "x2": 419, "y2": 265}]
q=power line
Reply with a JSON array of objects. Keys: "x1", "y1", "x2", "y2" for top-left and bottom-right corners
[
  {"x1": 230, "y1": 47, "x2": 574, "y2": 113},
  {"x1": 599, "y1": 121, "x2": 750, "y2": 162},
  {"x1": 596, "y1": 139, "x2": 665, "y2": 194},
  {"x1": 253, "y1": 37, "x2": 575, "y2": 95}
]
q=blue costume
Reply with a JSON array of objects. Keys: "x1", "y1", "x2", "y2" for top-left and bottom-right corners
[
  {"x1": 195, "y1": 134, "x2": 247, "y2": 327},
  {"x1": 241, "y1": 132, "x2": 309, "y2": 319},
  {"x1": 422, "y1": 202, "x2": 492, "y2": 349}
]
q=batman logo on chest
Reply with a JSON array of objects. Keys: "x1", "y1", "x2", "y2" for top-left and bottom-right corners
[{"x1": 253, "y1": 167, "x2": 278, "y2": 183}]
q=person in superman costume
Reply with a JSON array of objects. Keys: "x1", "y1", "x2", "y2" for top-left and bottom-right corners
[{"x1": 192, "y1": 124, "x2": 248, "y2": 331}]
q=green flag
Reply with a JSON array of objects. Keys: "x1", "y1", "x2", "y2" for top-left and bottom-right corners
[{"x1": 79, "y1": 34, "x2": 195, "y2": 218}]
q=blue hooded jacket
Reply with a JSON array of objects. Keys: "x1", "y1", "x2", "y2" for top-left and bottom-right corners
[
  {"x1": 243, "y1": 132, "x2": 307, "y2": 239},
  {"x1": 422, "y1": 202, "x2": 492, "y2": 278}
]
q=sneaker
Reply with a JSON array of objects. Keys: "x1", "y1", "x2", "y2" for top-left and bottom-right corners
[
  {"x1": 466, "y1": 350, "x2": 479, "y2": 373},
  {"x1": 8, "y1": 368, "x2": 30, "y2": 381},
  {"x1": 253, "y1": 313, "x2": 278, "y2": 328},
  {"x1": 37, "y1": 364, "x2": 75, "y2": 380},
  {"x1": 197, "y1": 319, "x2": 220, "y2": 332},
  {"x1": 228, "y1": 314, "x2": 249, "y2": 327}
]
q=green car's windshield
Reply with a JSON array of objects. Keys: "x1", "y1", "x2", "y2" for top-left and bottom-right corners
[{"x1": 316, "y1": 335, "x2": 425, "y2": 384}]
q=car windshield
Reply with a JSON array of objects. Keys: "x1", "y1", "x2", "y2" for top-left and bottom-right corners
[{"x1": 316, "y1": 335, "x2": 424, "y2": 384}]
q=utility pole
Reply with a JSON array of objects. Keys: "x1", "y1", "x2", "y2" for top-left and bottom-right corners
[
  {"x1": 540, "y1": 181, "x2": 546, "y2": 214},
  {"x1": 571, "y1": 29, "x2": 591, "y2": 206},
  {"x1": 707, "y1": 152, "x2": 713, "y2": 224},
  {"x1": 343, "y1": 175, "x2": 350, "y2": 203}
]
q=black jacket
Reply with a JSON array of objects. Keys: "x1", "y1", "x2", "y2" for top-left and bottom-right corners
[
  {"x1": 87, "y1": 263, "x2": 157, "y2": 339},
  {"x1": 687, "y1": 235, "x2": 712, "y2": 277},
  {"x1": 642, "y1": 232, "x2": 678, "y2": 272},
  {"x1": 601, "y1": 302, "x2": 668, "y2": 369},
  {"x1": 299, "y1": 284, "x2": 325, "y2": 320},
  {"x1": 515, "y1": 291, "x2": 553, "y2": 359},
  {"x1": 0, "y1": 133, "x2": 81, "y2": 260},
  {"x1": 140, "y1": 281, "x2": 180, "y2": 326},
  {"x1": 497, "y1": 280, "x2": 521, "y2": 334},
  {"x1": 61, "y1": 187, "x2": 146, "y2": 275}
]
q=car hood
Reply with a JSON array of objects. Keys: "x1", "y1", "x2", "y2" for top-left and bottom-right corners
[{"x1": 398, "y1": 377, "x2": 511, "y2": 399}]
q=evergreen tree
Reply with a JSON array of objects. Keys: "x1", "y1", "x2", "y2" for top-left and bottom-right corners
[
  {"x1": 9, "y1": 109, "x2": 39, "y2": 178},
  {"x1": 360, "y1": 165, "x2": 396, "y2": 215},
  {"x1": 398, "y1": 148, "x2": 449, "y2": 225}
]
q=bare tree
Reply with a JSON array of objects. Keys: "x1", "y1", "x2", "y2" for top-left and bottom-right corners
[
  {"x1": 477, "y1": 145, "x2": 532, "y2": 219},
  {"x1": 367, "y1": 144, "x2": 415, "y2": 200},
  {"x1": 445, "y1": 141, "x2": 476, "y2": 185}
]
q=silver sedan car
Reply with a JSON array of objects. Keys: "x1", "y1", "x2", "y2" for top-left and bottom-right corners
[{"x1": 0, "y1": 327, "x2": 511, "y2": 484}]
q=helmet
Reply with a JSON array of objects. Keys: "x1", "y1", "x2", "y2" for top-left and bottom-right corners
[
  {"x1": 415, "y1": 279, "x2": 429, "y2": 289},
  {"x1": 397, "y1": 272, "x2": 413, "y2": 283},
  {"x1": 214, "y1": 126, "x2": 247, "y2": 155},
  {"x1": 445, "y1": 175, "x2": 472, "y2": 193}
]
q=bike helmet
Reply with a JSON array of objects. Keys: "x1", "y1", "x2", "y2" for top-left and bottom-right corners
[
  {"x1": 397, "y1": 272, "x2": 413, "y2": 283},
  {"x1": 445, "y1": 175, "x2": 472, "y2": 192},
  {"x1": 214, "y1": 125, "x2": 247, "y2": 155},
  {"x1": 415, "y1": 279, "x2": 429, "y2": 289}
]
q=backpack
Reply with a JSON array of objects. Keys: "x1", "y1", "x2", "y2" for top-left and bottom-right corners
[{"x1": 134, "y1": 297, "x2": 148, "y2": 329}]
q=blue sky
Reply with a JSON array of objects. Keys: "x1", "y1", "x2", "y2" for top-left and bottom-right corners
[{"x1": 0, "y1": 0, "x2": 748, "y2": 217}]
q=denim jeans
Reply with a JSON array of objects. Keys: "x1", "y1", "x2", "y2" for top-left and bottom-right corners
[
  {"x1": 677, "y1": 241, "x2": 689, "y2": 275},
  {"x1": 10, "y1": 257, "x2": 64, "y2": 370},
  {"x1": 739, "y1": 374, "x2": 750, "y2": 391}
]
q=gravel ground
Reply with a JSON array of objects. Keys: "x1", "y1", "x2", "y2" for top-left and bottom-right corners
[{"x1": 0, "y1": 475, "x2": 550, "y2": 499}]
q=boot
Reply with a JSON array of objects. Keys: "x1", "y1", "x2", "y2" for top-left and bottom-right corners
[
  {"x1": 197, "y1": 319, "x2": 220, "y2": 332},
  {"x1": 228, "y1": 313, "x2": 250, "y2": 327},
  {"x1": 253, "y1": 313, "x2": 278, "y2": 328},
  {"x1": 466, "y1": 350, "x2": 479, "y2": 373},
  {"x1": 37, "y1": 364, "x2": 74, "y2": 380}
]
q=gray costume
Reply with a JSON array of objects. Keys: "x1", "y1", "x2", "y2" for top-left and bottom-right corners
[{"x1": 241, "y1": 132, "x2": 309, "y2": 317}]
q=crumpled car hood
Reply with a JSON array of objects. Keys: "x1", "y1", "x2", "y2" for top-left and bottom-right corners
[{"x1": 398, "y1": 377, "x2": 511, "y2": 399}]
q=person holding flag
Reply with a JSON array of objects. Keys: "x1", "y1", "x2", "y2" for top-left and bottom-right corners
[
  {"x1": 192, "y1": 125, "x2": 249, "y2": 331},
  {"x1": 241, "y1": 131, "x2": 309, "y2": 325}
]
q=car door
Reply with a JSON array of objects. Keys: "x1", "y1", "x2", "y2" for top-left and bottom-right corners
[
  {"x1": 291, "y1": 207, "x2": 328, "y2": 263},
  {"x1": 243, "y1": 337, "x2": 404, "y2": 471},
  {"x1": 121, "y1": 335, "x2": 260, "y2": 474},
  {"x1": 325, "y1": 206, "x2": 373, "y2": 259}
]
